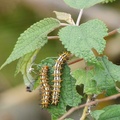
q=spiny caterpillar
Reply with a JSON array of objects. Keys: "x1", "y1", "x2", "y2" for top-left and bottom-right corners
[
  {"x1": 40, "y1": 66, "x2": 50, "y2": 108},
  {"x1": 52, "y1": 52, "x2": 70, "y2": 105}
]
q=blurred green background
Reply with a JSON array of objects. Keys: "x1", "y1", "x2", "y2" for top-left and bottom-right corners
[{"x1": 0, "y1": 0, "x2": 120, "y2": 120}]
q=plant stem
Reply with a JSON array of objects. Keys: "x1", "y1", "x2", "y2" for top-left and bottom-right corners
[
  {"x1": 60, "y1": 23, "x2": 69, "y2": 26},
  {"x1": 68, "y1": 58, "x2": 83, "y2": 65},
  {"x1": 47, "y1": 36, "x2": 59, "y2": 40},
  {"x1": 76, "y1": 9, "x2": 83, "y2": 26},
  {"x1": 80, "y1": 95, "x2": 92, "y2": 120},
  {"x1": 58, "y1": 93, "x2": 120, "y2": 120},
  {"x1": 104, "y1": 29, "x2": 118, "y2": 38}
]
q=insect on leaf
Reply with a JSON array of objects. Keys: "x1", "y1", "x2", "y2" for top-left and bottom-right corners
[{"x1": 37, "y1": 57, "x2": 82, "y2": 120}]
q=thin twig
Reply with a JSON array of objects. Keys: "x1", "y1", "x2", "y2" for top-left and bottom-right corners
[
  {"x1": 68, "y1": 58, "x2": 83, "y2": 65},
  {"x1": 104, "y1": 29, "x2": 118, "y2": 38},
  {"x1": 60, "y1": 23, "x2": 69, "y2": 26},
  {"x1": 58, "y1": 93, "x2": 120, "y2": 120},
  {"x1": 48, "y1": 36, "x2": 59, "y2": 40},
  {"x1": 76, "y1": 9, "x2": 83, "y2": 26}
]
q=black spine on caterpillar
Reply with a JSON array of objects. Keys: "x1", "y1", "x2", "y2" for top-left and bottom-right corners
[
  {"x1": 52, "y1": 52, "x2": 70, "y2": 105},
  {"x1": 40, "y1": 66, "x2": 50, "y2": 108}
]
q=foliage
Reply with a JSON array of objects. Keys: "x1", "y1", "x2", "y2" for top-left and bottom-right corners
[
  {"x1": 91, "y1": 105, "x2": 120, "y2": 120},
  {"x1": 0, "y1": 0, "x2": 120, "y2": 120},
  {"x1": 0, "y1": 18, "x2": 60, "y2": 69},
  {"x1": 59, "y1": 19, "x2": 108, "y2": 63}
]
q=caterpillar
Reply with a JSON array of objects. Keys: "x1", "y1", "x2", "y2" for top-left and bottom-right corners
[
  {"x1": 40, "y1": 66, "x2": 50, "y2": 108},
  {"x1": 52, "y1": 52, "x2": 70, "y2": 105}
]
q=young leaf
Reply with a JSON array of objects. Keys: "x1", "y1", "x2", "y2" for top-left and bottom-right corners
[
  {"x1": 59, "y1": 19, "x2": 108, "y2": 63},
  {"x1": 63, "y1": 0, "x2": 104, "y2": 9},
  {"x1": 0, "y1": 18, "x2": 60, "y2": 69},
  {"x1": 72, "y1": 69, "x2": 101, "y2": 94},
  {"x1": 37, "y1": 57, "x2": 82, "y2": 120},
  {"x1": 15, "y1": 50, "x2": 39, "y2": 91},
  {"x1": 94, "y1": 56, "x2": 120, "y2": 91},
  {"x1": 98, "y1": 105, "x2": 120, "y2": 120},
  {"x1": 54, "y1": 11, "x2": 75, "y2": 25}
]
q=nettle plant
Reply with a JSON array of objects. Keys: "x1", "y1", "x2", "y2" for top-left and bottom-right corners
[{"x1": 1, "y1": 0, "x2": 120, "y2": 120}]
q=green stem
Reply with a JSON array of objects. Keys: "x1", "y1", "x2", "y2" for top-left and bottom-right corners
[{"x1": 80, "y1": 95, "x2": 92, "y2": 120}]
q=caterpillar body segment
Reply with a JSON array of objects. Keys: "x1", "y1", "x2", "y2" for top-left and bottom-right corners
[
  {"x1": 40, "y1": 66, "x2": 50, "y2": 108},
  {"x1": 52, "y1": 52, "x2": 70, "y2": 105}
]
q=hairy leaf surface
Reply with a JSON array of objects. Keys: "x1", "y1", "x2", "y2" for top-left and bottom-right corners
[
  {"x1": 1, "y1": 18, "x2": 60, "y2": 69},
  {"x1": 63, "y1": 0, "x2": 104, "y2": 9},
  {"x1": 72, "y1": 69, "x2": 101, "y2": 94},
  {"x1": 94, "y1": 56, "x2": 120, "y2": 91},
  {"x1": 91, "y1": 110, "x2": 105, "y2": 120},
  {"x1": 98, "y1": 105, "x2": 120, "y2": 120},
  {"x1": 59, "y1": 19, "x2": 108, "y2": 63},
  {"x1": 37, "y1": 57, "x2": 82, "y2": 120}
]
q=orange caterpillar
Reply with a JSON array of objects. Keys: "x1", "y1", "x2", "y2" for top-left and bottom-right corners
[
  {"x1": 40, "y1": 66, "x2": 50, "y2": 108},
  {"x1": 52, "y1": 52, "x2": 70, "y2": 105}
]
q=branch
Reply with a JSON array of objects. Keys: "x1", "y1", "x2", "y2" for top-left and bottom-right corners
[
  {"x1": 58, "y1": 93, "x2": 120, "y2": 120},
  {"x1": 48, "y1": 36, "x2": 59, "y2": 40},
  {"x1": 104, "y1": 29, "x2": 119, "y2": 38},
  {"x1": 68, "y1": 58, "x2": 83, "y2": 65}
]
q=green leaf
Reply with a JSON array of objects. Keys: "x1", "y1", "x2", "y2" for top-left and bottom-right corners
[
  {"x1": 72, "y1": 69, "x2": 101, "y2": 94},
  {"x1": 37, "y1": 57, "x2": 82, "y2": 120},
  {"x1": 63, "y1": 0, "x2": 104, "y2": 9},
  {"x1": 59, "y1": 19, "x2": 108, "y2": 63},
  {"x1": 103, "y1": 0, "x2": 116, "y2": 3},
  {"x1": 15, "y1": 50, "x2": 39, "y2": 91},
  {"x1": 105, "y1": 87, "x2": 118, "y2": 96},
  {"x1": 0, "y1": 18, "x2": 60, "y2": 69},
  {"x1": 98, "y1": 105, "x2": 120, "y2": 120},
  {"x1": 94, "y1": 56, "x2": 120, "y2": 91},
  {"x1": 91, "y1": 110, "x2": 105, "y2": 120}
]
